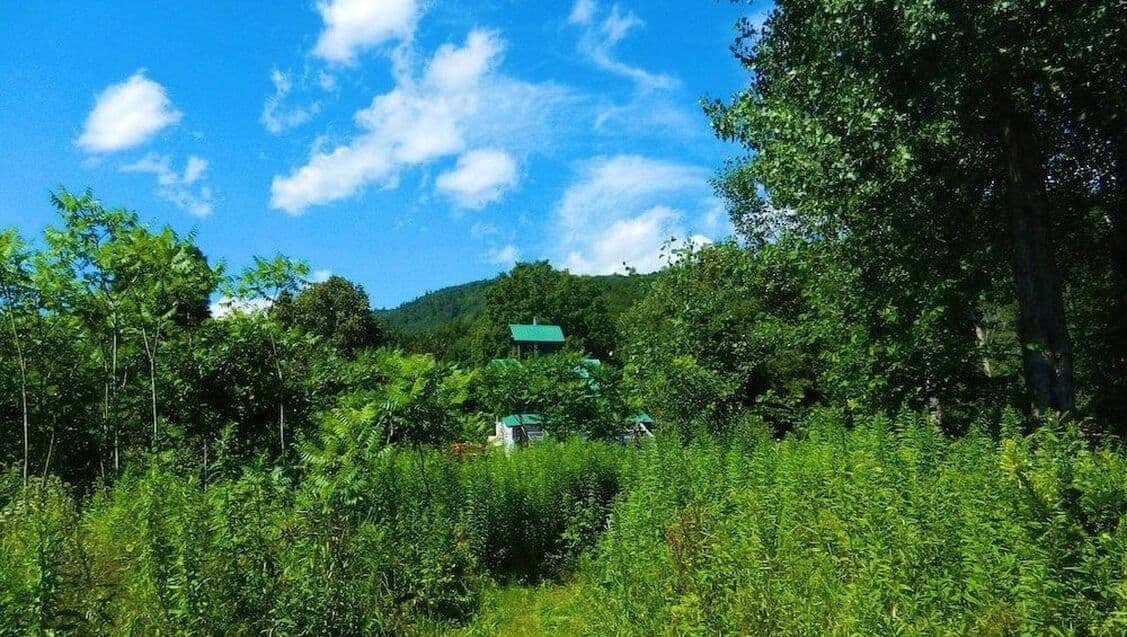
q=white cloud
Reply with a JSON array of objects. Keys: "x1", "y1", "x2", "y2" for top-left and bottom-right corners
[
  {"x1": 426, "y1": 31, "x2": 502, "y2": 91},
  {"x1": 313, "y1": 0, "x2": 421, "y2": 65},
  {"x1": 121, "y1": 153, "x2": 214, "y2": 216},
  {"x1": 568, "y1": 2, "x2": 676, "y2": 90},
  {"x1": 487, "y1": 244, "x2": 520, "y2": 267},
  {"x1": 77, "y1": 70, "x2": 182, "y2": 153},
  {"x1": 593, "y1": 96, "x2": 698, "y2": 138},
  {"x1": 311, "y1": 268, "x2": 333, "y2": 283},
  {"x1": 563, "y1": 206, "x2": 709, "y2": 274},
  {"x1": 568, "y1": 0, "x2": 597, "y2": 24},
  {"x1": 183, "y1": 156, "x2": 208, "y2": 184},
  {"x1": 271, "y1": 29, "x2": 572, "y2": 214},
  {"x1": 261, "y1": 69, "x2": 320, "y2": 134},
  {"x1": 209, "y1": 296, "x2": 272, "y2": 319},
  {"x1": 436, "y1": 149, "x2": 518, "y2": 209},
  {"x1": 554, "y1": 155, "x2": 717, "y2": 274},
  {"x1": 270, "y1": 128, "x2": 395, "y2": 214}
]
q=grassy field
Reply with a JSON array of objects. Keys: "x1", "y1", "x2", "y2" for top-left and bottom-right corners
[{"x1": 3, "y1": 413, "x2": 1125, "y2": 634}]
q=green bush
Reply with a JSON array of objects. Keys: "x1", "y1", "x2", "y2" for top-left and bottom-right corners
[
  {"x1": 574, "y1": 413, "x2": 1127, "y2": 635},
  {"x1": 0, "y1": 441, "x2": 626, "y2": 634},
  {"x1": 3, "y1": 414, "x2": 1124, "y2": 634},
  {"x1": 0, "y1": 476, "x2": 87, "y2": 635},
  {"x1": 461, "y1": 441, "x2": 623, "y2": 582}
]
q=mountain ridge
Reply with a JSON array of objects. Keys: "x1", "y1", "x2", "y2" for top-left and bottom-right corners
[{"x1": 376, "y1": 273, "x2": 654, "y2": 335}]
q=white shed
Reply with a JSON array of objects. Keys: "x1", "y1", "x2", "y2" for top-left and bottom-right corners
[{"x1": 492, "y1": 413, "x2": 546, "y2": 449}]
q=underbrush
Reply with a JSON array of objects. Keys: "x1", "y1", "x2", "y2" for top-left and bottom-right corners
[
  {"x1": 573, "y1": 411, "x2": 1127, "y2": 635},
  {"x1": 2, "y1": 413, "x2": 1126, "y2": 635},
  {"x1": 0, "y1": 441, "x2": 623, "y2": 635}
]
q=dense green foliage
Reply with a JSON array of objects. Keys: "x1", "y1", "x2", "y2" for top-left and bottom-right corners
[
  {"x1": 275, "y1": 275, "x2": 386, "y2": 356},
  {"x1": 2, "y1": 0, "x2": 1126, "y2": 632},
  {"x1": 381, "y1": 269, "x2": 652, "y2": 364},
  {"x1": 3, "y1": 414, "x2": 1124, "y2": 634},
  {"x1": 474, "y1": 354, "x2": 627, "y2": 441},
  {"x1": 377, "y1": 279, "x2": 493, "y2": 334},
  {"x1": 575, "y1": 415, "x2": 1127, "y2": 634},
  {"x1": 708, "y1": 0, "x2": 1127, "y2": 428},
  {"x1": 0, "y1": 441, "x2": 623, "y2": 634},
  {"x1": 620, "y1": 240, "x2": 822, "y2": 436}
]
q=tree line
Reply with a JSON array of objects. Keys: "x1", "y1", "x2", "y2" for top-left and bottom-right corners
[{"x1": 702, "y1": 0, "x2": 1125, "y2": 430}]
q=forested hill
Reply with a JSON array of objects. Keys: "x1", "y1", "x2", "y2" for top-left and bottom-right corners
[
  {"x1": 377, "y1": 272, "x2": 653, "y2": 335},
  {"x1": 376, "y1": 279, "x2": 493, "y2": 334}
]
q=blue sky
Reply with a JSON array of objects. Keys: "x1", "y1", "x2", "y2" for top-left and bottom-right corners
[{"x1": 0, "y1": 0, "x2": 763, "y2": 307}]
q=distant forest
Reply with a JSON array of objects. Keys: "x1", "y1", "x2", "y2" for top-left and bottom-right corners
[{"x1": 379, "y1": 271, "x2": 654, "y2": 363}]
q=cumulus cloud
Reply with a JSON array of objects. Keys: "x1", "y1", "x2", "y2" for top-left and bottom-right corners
[
  {"x1": 121, "y1": 153, "x2": 214, "y2": 216},
  {"x1": 486, "y1": 244, "x2": 520, "y2": 267},
  {"x1": 208, "y1": 296, "x2": 272, "y2": 319},
  {"x1": 313, "y1": 0, "x2": 421, "y2": 65},
  {"x1": 271, "y1": 29, "x2": 572, "y2": 214},
  {"x1": 76, "y1": 70, "x2": 182, "y2": 153},
  {"x1": 436, "y1": 149, "x2": 518, "y2": 209},
  {"x1": 554, "y1": 155, "x2": 717, "y2": 274},
  {"x1": 563, "y1": 206, "x2": 709, "y2": 274},
  {"x1": 261, "y1": 69, "x2": 320, "y2": 134},
  {"x1": 567, "y1": 1, "x2": 676, "y2": 90}
]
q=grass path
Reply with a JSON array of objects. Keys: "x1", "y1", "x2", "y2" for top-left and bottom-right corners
[{"x1": 457, "y1": 582, "x2": 590, "y2": 636}]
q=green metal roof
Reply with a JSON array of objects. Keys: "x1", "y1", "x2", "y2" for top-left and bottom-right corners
[
  {"x1": 626, "y1": 413, "x2": 655, "y2": 425},
  {"x1": 499, "y1": 414, "x2": 545, "y2": 427},
  {"x1": 509, "y1": 324, "x2": 564, "y2": 343}
]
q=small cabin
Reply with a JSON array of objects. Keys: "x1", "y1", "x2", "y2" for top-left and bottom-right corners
[
  {"x1": 509, "y1": 323, "x2": 564, "y2": 357},
  {"x1": 493, "y1": 413, "x2": 546, "y2": 449}
]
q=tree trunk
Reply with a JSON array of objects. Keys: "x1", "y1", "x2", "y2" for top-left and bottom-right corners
[
  {"x1": 972, "y1": 316, "x2": 993, "y2": 377},
  {"x1": 149, "y1": 353, "x2": 159, "y2": 445},
  {"x1": 19, "y1": 357, "x2": 28, "y2": 485},
  {"x1": 268, "y1": 330, "x2": 287, "y2": 454},
  {"x1": 1001, "y1": 114, "x2": 1075, "y2": 416},
  {"x1": 100, "y1": 376, "x2": 108, "y2": 481},
  {"x1": 40, "y1": 421, "x2": 55, "y2": 483},
  {"x1": 1, "y1": 285, "x2": 31, "y2": 485},
  {"x1": 111, "y1": 327, "x2": 120, "y2": 475},
  {"x1": 278, "y1": 402, "x2": 286, "y2": 453},
  {"x1": 142, "y1": 326, "x2": 160, "y2": 447}
]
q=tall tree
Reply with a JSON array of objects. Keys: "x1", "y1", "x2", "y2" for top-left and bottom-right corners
[
  {"x1": 471, "y1": 261, "x2": 618, "y2": 363},
  {"x1": 709, "y1": 0, "x2": 1124, "y2": 418},
  {"x1": 40, "y1": 189, "x2": 141, "y2": 475},
  {"x1": 111, "y1": 226, "x2": 219, "y2": 446},
  {"x1": 0, "y1": 230, "x2": 34, "y2": 483},
  {"x1": 227, "y1": 255, "x2": 309, "y2": 453},
  {"x1": 620, "y1": 241, "x2": 822, "y2": 435},
  {"x1": 274, "y1": 275, "x2": 384, "y2": 356}
]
